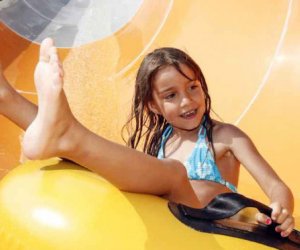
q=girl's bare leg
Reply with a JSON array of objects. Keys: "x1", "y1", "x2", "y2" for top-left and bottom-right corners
[
  {"x1": 23, "y1": 38, "x2": 202, "y2": 208},
  {"x1": 0, "y1": 65, "x2": 37, "y2": 130}
]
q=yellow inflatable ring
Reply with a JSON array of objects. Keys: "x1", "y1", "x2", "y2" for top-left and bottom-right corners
[{"x1": 0, "y1": 159, "x2": 275, "y2": 250}]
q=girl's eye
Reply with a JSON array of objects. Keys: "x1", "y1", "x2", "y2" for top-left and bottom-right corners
[
  {"x1": 189, "y1": 80, "x2": 201, "y2": 91},
  {"x1": 164, "y1": 93, "x2": 176, "y2": 100},
  {"x1": 189, "y1": 84, "x2": 199, "y2": 91}
]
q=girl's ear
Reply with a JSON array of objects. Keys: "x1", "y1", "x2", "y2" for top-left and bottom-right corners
[{"x1": 148, "y1": 101, "x2": 161, "y2": 115}]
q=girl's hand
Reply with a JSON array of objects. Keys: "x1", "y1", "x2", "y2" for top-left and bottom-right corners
[{"x1": 256, "y1": 202, "x2": 295, "y2": 237}]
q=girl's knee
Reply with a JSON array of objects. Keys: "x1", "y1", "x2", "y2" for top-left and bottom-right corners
[
  {"x1": 165, "y1": 160, "x2": 200, "y2": 206},
  {"x1": 173, "y1": 160, "x2": 190, "y2": 185},
  {"x1": 164, "y1": 159, "x2": 189, "y2": 185}
]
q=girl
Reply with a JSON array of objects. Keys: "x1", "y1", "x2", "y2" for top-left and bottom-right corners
[{"x1": 0, "y1": 38, "x2": 295, "y2": 237}]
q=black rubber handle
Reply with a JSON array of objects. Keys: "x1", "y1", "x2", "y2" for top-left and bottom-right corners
[{"x1": 179, "y1": 192, "x2": 272, "y2": 220}]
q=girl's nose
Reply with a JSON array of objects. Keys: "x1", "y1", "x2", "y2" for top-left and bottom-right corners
[{"x1": 180, "y1": 93, "x2": 192, "y2": 108}]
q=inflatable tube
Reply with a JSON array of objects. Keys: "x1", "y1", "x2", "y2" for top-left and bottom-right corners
[{"x1": 0, "y1": 159, "x2": 277, "y2": 250}]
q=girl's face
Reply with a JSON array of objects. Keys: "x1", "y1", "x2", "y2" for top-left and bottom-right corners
[{"x1": 149, "y1": 64, "x2": 205, "y2": 132}]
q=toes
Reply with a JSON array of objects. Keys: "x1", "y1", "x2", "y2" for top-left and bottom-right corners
[
  {"x1": 38, "y1": 37, "x2": 64, "y2": 84},
  {"x1": 49, "y1": 47, "x2": 59, "y2": 64},
  {"x1": 49, "y1": 48, "x2": 64, "y2": 78},
  {"x1": 39, "y1": 38, "x2": 54, "y2": 62}
]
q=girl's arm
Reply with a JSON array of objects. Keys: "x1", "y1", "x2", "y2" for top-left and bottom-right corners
[{"x1": 224, "y1": 124, "x2": 295, "y2": 237}]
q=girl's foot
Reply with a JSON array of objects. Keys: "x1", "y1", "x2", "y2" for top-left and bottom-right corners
[{"x1": 23, "y1": 38, "x2": 78, "y2": 160}]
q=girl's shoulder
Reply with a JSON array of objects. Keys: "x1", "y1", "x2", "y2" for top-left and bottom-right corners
[{"x1": 211, "y1": 120, "x2": 249, "y2": 141}]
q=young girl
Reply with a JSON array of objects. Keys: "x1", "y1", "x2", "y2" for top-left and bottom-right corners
[{"x1": 0, "y1": 38, "x2": 295, "y2": 237}]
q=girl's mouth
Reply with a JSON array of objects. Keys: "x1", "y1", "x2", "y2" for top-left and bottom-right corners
[{"x1": 180, "y1": 109, "x2": 197, "y2": 119}]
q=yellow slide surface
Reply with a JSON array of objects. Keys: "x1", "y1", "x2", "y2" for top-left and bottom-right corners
[{"x1": 0, "y1": 0, "x2": 299, "y2": 249}]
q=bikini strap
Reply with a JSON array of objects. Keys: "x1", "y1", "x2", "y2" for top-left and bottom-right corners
[
  {"x1": 195, "y1": 125, "x2": 238, "y2": 193},
  {"x1": 157, "y1": 125, "x2": 173, "y2": 159}
]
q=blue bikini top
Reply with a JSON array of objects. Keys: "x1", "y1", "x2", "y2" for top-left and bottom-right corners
[{"x1": 157, "y1": 124, "x2": 237, "y2": 192}]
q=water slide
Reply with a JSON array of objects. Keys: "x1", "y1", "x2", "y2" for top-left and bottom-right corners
[{"x1": 0, "y1": 0, "x2": 299, "y2": 249}]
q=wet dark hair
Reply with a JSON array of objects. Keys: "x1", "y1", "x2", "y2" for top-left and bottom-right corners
[{"x1": 122, "y1": 47, "x2": 215, "y2": 157}]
